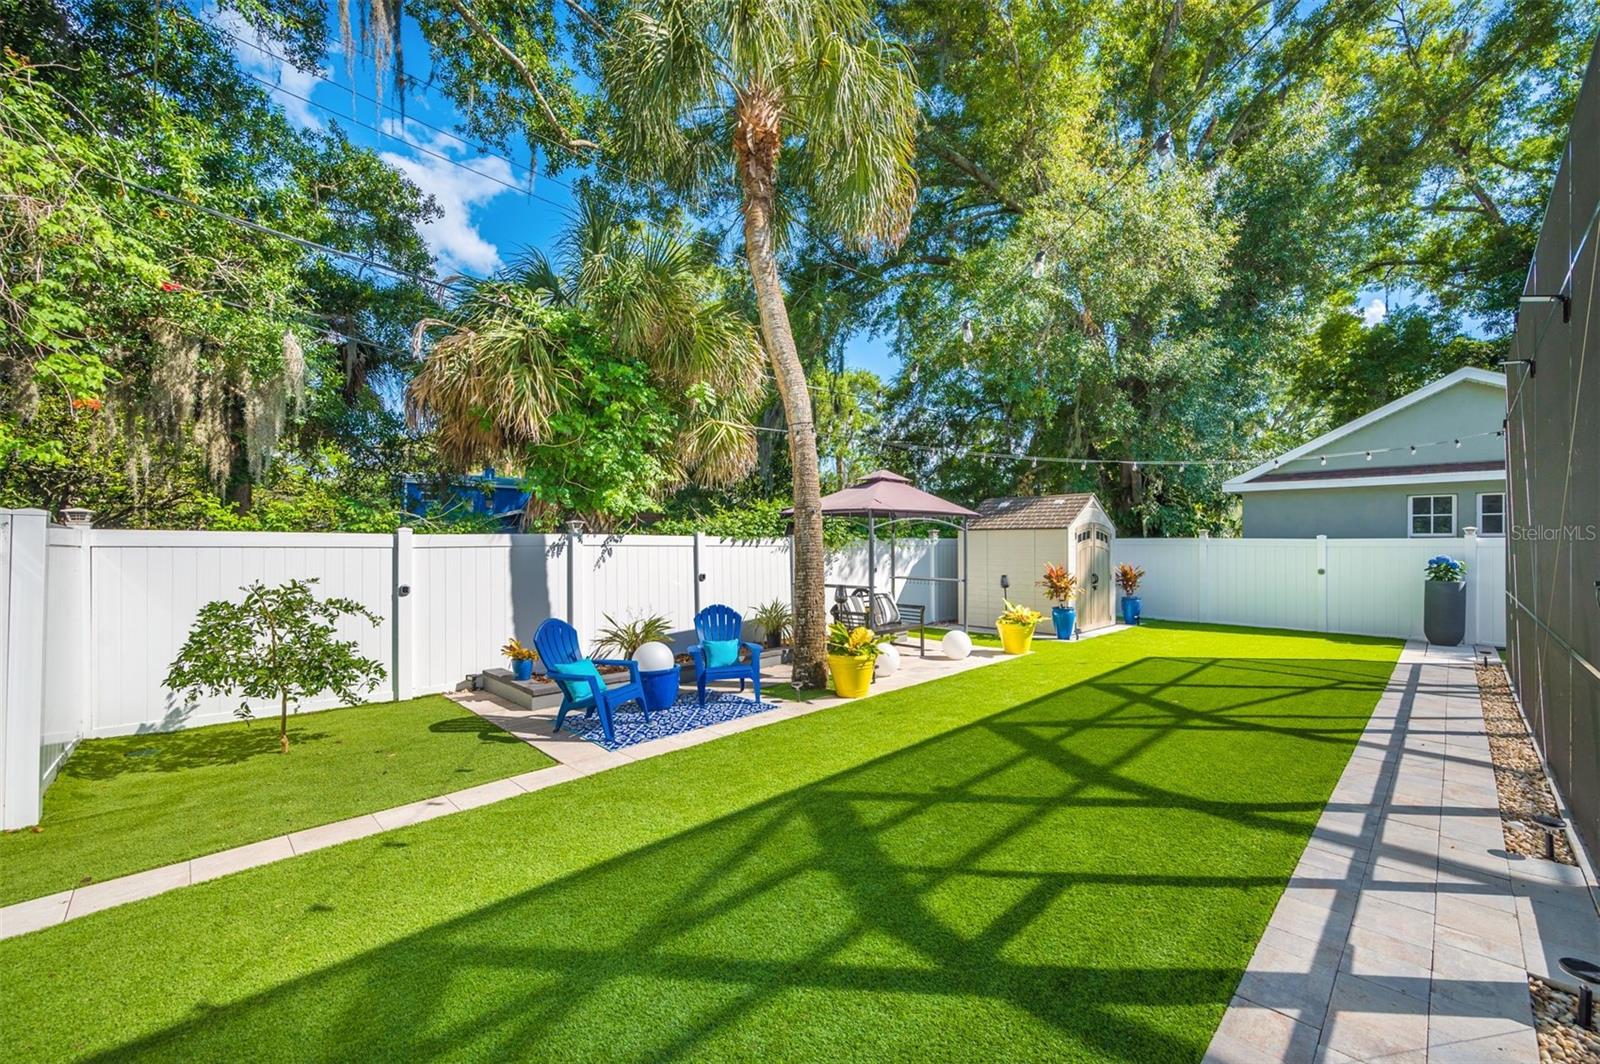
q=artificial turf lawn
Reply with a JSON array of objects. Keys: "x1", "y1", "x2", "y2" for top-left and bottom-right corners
[
  {"x1": 0, "y1": 695, "x2": 552, "y2": 906},
  {"x1": 0, "y1": 623, "x2": 1400, "y2": 1063}
]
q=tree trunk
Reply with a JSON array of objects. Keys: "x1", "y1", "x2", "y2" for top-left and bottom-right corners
[
  {"x1": 735, "y1": 87, "x2": 828, "y2": 689},
  {"x1": 279, "y1": 690, "x2": 290, "y2": 753}
]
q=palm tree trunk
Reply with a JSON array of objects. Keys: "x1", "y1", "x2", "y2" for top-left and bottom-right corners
[{"x1": 736, "y1": 89, "x2": 828, "y2": 689}]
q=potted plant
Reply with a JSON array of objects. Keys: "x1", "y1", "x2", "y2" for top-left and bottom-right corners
[
  {"x1": 1423, "y1": 555, "x2": 1467, "y2": 646},
  {"x1": 502, "y1": 637, "x2": 539, "y2": 682},
  {"x1": 1038, "y1": 563, "x2": 1078, "y2": 640},
  {"x1": 1115, "y1": 564, "x2": 1145, "y2": 625},
  {"x1": 996, "y1": 599, "x2": 1044, "y2": 655},
  {"x1": 826, "y1": 621, "x2": 887, "y2": 698},
  {"x1": 751, "y1": 599, "x2": 794, "y2": 649}
]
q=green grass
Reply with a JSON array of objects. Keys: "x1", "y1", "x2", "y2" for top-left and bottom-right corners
[
  {"x1": 0, "y1": 623, "x2": 1400, "y2": 1063},
  {"x1": 0, "y1": 695, "x2": 552, "y2": 906}
]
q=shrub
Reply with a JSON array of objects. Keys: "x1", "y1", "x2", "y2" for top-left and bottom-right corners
[
  {"x1": 826, "y1": 622, "x2": 888, "y2": 660},
  {"x1": 502, "y1": 637, "x2": 539, "y2": 662},
  {"x1": 593, "y1": 612, "x2": 672, "y2": 658},
  {"x1": 998, "y1": 599, "x2": 1043, "y2": 627},
  {"x1": 1115, "y1": 564, "x2": 1145, "y2": 595},
  {"x1": 1425, "y1": 555, "x2": 1466, "y2": 582},
  {"x1": 750, "y1": 599, "x2": 793, "y2": 646},
  {"x1": 1038, "y1": 563, "x2": 1077, "y2": 604},
  {"x1": 165, "y1": 579, "x2": 386, "y2": 753}
]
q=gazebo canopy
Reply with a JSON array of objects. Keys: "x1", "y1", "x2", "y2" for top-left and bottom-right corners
[{"x1": 792, "y1": 469, "x2": 979, "y2": 520}]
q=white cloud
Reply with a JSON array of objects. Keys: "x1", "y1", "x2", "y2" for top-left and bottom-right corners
[
  {"x1": 1360, "y1": 297, "x2": 1388, "y2": 326},
  {"x1": 208, "y1": 7, "x2": 329, "y2": 130},
  {"x1": 379, "y1": 127, "x2": 516, "y2": 275}
]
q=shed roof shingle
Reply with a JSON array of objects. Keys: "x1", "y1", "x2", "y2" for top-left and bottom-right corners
[{"x1": 968, "y1": 494, "x2": 1096, "y2": 530}]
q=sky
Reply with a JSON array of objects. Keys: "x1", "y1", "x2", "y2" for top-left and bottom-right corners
[{"x1": 209, "y1": 5, "x2": 1410, "y2": 381}]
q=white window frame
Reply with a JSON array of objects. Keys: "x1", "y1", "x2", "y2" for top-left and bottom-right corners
[
  {"x1": 1408, "y1": 494, "x2": 1456, "y2": 538},
  {"x1": 1476, "y1": 492, "x2": 1506, "y2": 537}
]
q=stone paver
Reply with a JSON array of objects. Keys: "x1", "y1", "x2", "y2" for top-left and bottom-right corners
[
  {"x1": 1203, "y1": 640, "x2": 1600, "y2": 1064},
  {"x1": 0, "y1": 623, "x2": 1074, "y2": 939}
]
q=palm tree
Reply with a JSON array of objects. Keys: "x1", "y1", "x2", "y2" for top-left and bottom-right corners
[
  {"x1": 604, "y1": 0, "x2": 920, "y2": 687},
  {"x1": 408, "y1": 201, "x2": 768, "y2": 525}
]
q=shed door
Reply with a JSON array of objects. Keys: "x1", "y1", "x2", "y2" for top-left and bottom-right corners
[{"x1": 1075, "y1": 528, "x2": 1112, "y2": 630}]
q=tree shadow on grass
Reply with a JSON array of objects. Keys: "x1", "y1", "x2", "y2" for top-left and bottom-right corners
[
  {"x1": 426, "y1": 716, "x2": 523, "y2": 743},
  {"x1": 60, "y1": 724, "x2": 335, "y2": 782},
  {"x1": 88, "y1": 656, "x2": 1395, "y2": 1063}
]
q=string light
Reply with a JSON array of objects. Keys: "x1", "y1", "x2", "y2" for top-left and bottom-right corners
[
  {"x1": 960, "y1": 318, "x2": 975, "y2": 344},
  {"x1": 1031, "y1": 251, "x2": 1047, "y2": 279},
  {"x1": 746, "y1": 425, "x2": 1506, "y2": 471}
]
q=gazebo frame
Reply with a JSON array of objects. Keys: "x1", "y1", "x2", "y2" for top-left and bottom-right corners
[{"x1": 788, "y1": 469, "x2": 979, "y2": 630}]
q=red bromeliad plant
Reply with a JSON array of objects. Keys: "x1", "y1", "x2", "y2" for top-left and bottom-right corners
[
  {"x1": 1038, "y1": 563, "x2": 1078, "y2": 604},
  {"x1": 1114, "y1": 564, "x2": 1145, "y2": 596}
]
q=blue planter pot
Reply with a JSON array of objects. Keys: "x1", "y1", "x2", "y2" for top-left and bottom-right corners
[
  {"x1": 512, "y1": 658, "x2": 534, "y2": 682},
  {"x1": 641, "y1": 667, "x2": 680, "y2": 712},
  {"x1": 1051, "y1": 605, "x2": 1077, "y2": 640},
  {"x1": 1120, "y1": 596, "x2": 1142, "y2": 625}
]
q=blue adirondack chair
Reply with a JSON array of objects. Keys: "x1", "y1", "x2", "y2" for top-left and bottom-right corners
[
  {"x1": 688, "y1": 604, "x2": 763, "y2": 706},
  {"x1": 532, "y1": 617, "x2": 648, "y2": 744}
]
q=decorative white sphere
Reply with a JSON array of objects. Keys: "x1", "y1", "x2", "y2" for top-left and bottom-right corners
[
  {"x1": 876, "y1": 642, "x2": 901, "y2": 678},
  {"x1": 942, "y1": 630, "x2": 973, "y2": 661},
  {"x1": 633, "y1": 640, "x2": 675, "y2": 673}
]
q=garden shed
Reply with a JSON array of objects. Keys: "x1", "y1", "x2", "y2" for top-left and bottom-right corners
[{"x1": 961, "y1": 494, "x2": 1117, "y2": 635}]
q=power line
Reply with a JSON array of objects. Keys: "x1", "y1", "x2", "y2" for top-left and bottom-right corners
[{"x1": 147, "y1": 5, "x2": 893, "y2": 288}]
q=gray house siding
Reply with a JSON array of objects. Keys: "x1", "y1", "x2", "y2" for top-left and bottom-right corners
[
  {"x1": 1271, "y1": 381, "x2": 1505, "y2": 479},
  {"x1": 1241, "y1": 480, "x2": 1505, "y2": 538}
]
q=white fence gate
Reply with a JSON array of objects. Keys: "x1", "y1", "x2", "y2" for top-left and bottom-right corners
[{"x1": 1110, "y1": 533, "x2": 1506, "y2": 647}]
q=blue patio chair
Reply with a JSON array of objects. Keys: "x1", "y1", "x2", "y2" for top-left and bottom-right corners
[
  {"x1": 688, "y1": 604, "x2": 763, "y2": 706},
  {"x1": 532, "y1": 617, "x2": 648, "y2": 744}
]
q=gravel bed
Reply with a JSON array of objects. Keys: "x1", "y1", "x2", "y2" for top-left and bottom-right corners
[
  {"x1": 1477, "y1": 662, "x2": 1577, "y2": 865},
  {"x1": 1530, "y1": 975, "x2": 1600, "y2": 1063}
]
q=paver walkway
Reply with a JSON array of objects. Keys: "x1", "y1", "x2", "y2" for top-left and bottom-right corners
[
  {"x1": 1204, "y1": 641, "x2": 1600, "y2": 1064},
  {"x1": 1, "y1": 627, "x2": 1084, "y2": 939}
]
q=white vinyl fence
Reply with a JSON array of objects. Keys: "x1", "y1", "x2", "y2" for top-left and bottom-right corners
[
  {"x1": 0, "y1": 513, "x2": 955, "y2": 828},
  {"x1": 0, "y1": 511, "x2": 1501, "y2": 829},
  {"x1": 1111, "y1": 532, "x2": 1506, "y2": 647}
]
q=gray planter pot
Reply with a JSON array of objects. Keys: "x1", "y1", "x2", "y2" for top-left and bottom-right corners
[{"x1": 1423, "y1": 580, "x2": 1467, "y2": 646}]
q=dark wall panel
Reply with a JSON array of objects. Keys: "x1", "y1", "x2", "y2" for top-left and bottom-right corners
[{"x1": 1507, "y1": 35, "x2": 1600, "y2": 865}]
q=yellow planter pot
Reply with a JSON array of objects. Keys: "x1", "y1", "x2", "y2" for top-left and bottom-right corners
[
  {"x1": 997, "y1": 620, "x2": 1037, "y2": 655},
  {"x1": 828, "y1": 653, "x2": 875, "y2": 698}
]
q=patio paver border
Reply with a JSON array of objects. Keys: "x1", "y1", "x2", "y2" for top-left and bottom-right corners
[{"x1": 1202, "y1": 640, "x2": 1600, "y2": 1064}]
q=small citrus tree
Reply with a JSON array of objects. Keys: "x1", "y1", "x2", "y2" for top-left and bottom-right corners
[{"x1": 165, "y1": 579, "x2": 387, "y2": 753}]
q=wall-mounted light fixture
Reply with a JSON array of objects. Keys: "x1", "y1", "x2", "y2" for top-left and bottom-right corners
[{"x1": 1518, "y1": 292, "x2": 1570, "y2": 324}]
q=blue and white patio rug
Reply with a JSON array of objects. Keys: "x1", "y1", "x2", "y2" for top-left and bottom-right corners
[{"x1": 561, "y1": 692, "x2": 780, "y2": 752}]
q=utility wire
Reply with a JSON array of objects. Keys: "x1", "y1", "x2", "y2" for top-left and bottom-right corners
[{"x1": 140, "y1": 5, "x2": 890, "y2": 288}]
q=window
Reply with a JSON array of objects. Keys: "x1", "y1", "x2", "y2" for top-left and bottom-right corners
[
  {"x1": 1409, "y1": 495, "x2": 1455, "y2": 537},
  {"x1": 1096, "y1": 530, "x2": 1109, "y2": 542},
  {"x1": 1477, "y1": 493, "x2": 1505, "y2": 536}
]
